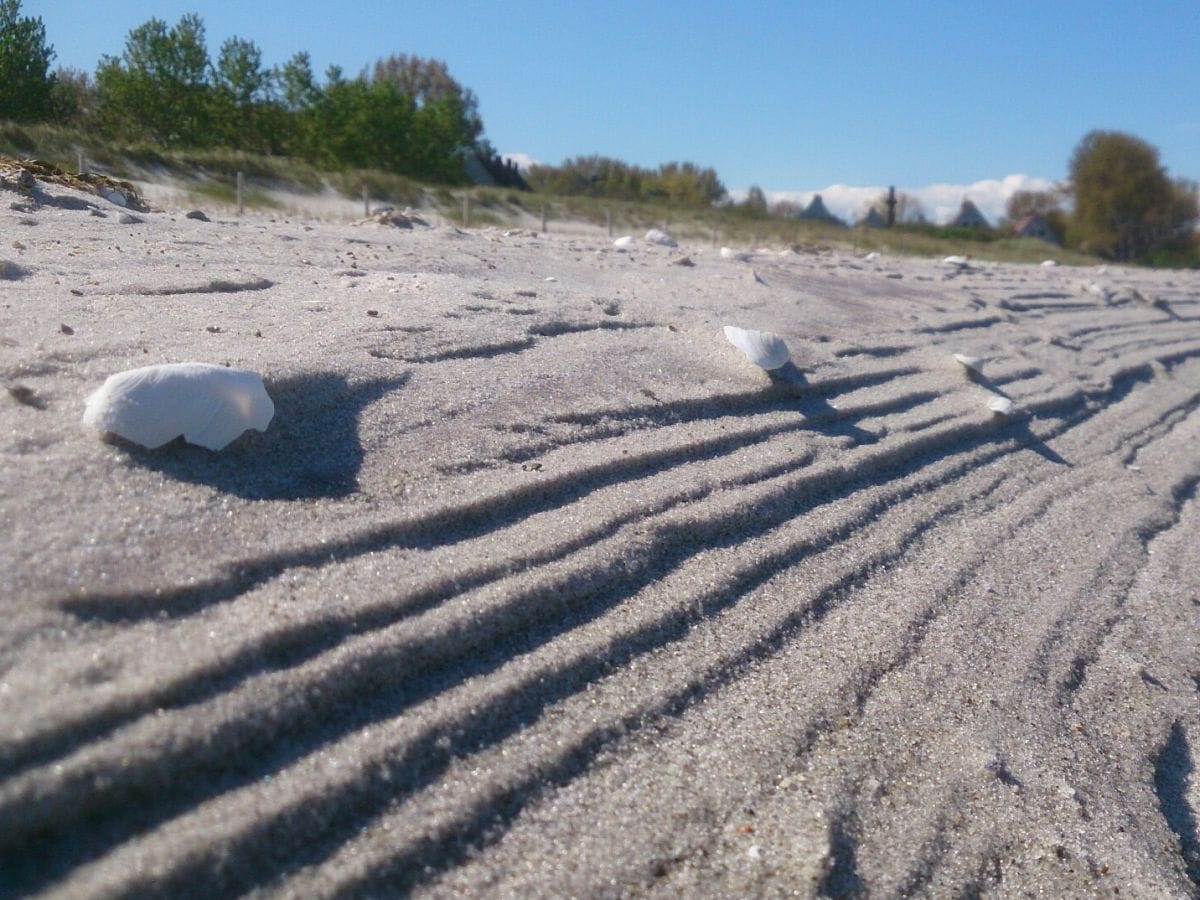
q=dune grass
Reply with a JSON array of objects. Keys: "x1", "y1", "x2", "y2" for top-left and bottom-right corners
[{"x1": 0, "y1": 121, "x2": 1109, "y2": 265}]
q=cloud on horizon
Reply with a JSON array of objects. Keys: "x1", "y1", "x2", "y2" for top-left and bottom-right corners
[
  {"x1": 500, "y1": 153, "x2": 1059, "y2": 227},
  {"x1": 501, "y1": 152, "x2": 540, "y2": 172},
  {"x1": 734, "y1": 174, "x2": 1061, "y2": 226}
]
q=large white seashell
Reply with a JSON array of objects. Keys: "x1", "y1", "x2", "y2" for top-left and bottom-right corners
[
  {"x1": 1040, "y1": 259, "x2": 1058, "y2": 267},
  {"x1": 942, "y1": 255, "x2": 970, "y2": 268},
  {"x1": 83, "y1": 363, "x2": 274, "y2": 450},
  {"x1": 954, "y1": 353, "x2": 983, "y2": 373},
  {"x1": 644, "y1": 228, "x2": 677, "y2": 247},
  {"x1": 987, "y1": 395, "x2": 1015, "y2": 416},
  {"x1": 613, "y1": 235, "x2": 635, "y2": 249},
  {"x1": 723, "y1": 325, "x2": 790, "y2": 370}
]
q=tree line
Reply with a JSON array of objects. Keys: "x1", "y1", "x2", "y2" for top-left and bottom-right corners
[
  {"x1": 0, "y1": 2, "x2": 484, "y2": 184},
  {"x1": 524, "y1": 156, "x2": 727, "y2": 209}
]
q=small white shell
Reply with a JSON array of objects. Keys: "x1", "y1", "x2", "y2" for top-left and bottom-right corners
[
  {"x1": 644, "y1": 228, "x2": 677, "y2": 247},
  {"x1": 99, "y1": 187, "x2": 127, "y2": 207},
  {"x1": 864, "y1": 251, "x2": 880, "y2": 261},
  {"x1": 723, "y1": 325, "x2": 790, "y2": 370},
  {"x1": 988, "y1": 395, "x2": 1015, "y2": 416},
  {"x1": 83, "y1": 362, "x2": 274, "y2": 450},
  {"x1": 613, "y1": 235, "x2": 635, "y2": 249},
  {"x1": 942, "y1": 255, "x2": 970, "y2": 268},
  {"x1": 1040, "y1": 259, "x2": 1058, "y2": 267},
  {"x1": 719, "y1": 246, "x2": 750, "y2": 261},
  {"x1": 954, "y1": 353, "x2": 983, "y2": 373}
]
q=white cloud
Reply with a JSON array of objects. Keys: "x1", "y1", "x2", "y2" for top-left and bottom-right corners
[
  {"x1": 732, "y1": 174, "x2": 1060, "y2": 225},
  {"x1": 500, "y1": 152, "x2": 539, "y2": 172}
]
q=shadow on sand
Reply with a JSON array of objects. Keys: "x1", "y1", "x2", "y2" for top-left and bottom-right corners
[
  {"x1": 959, "y1": 366, "x2": 1070, "y2": 466},
  {"x1": 769, "y1": 362, "x2": 877, "y2": 445},
  {"x1": 122, "y1": 372, "x2": 409, "y2": 500}
]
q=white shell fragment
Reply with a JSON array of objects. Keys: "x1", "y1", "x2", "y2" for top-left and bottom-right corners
[
  {"x1": 864, "y1": 251, "x2": 880, "y2": 261},
  {"x1": 1040, "y1": 259, "x2": 1058, "y2": 267},
  {"x1": 644, "y1": 228, "x2": 677, "y2": 247},
  {"x1": 720, "y1": 247, "x2": 750, "y2": 262},
  {"x1": 942, "y1": 255, "x2": 970, "y2": 268},
  {"x1": 723, "y1": 325, "x2": 790, "y2": 370},
  {"x1": 82, "y1": 362, "x2": 274, "y2": 450},
  {"x1": 613, "y1": 235, "x2": 635, "y2": 249},
  {"x1": 954, "y1": 353, "x2": 983, "y2": 373},
  {"x1": 988, "y1": 395, "x2": 1015, "y2": 416},
  {"x1": 99, "y1": 187, "x2": 127, "y2": 207}
]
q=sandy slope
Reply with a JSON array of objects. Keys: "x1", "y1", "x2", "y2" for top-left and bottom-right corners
[{"x1": 2, "y1": 180, "x2": 1200, "y2": 898}]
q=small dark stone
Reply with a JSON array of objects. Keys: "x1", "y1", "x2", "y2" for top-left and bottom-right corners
[
  {"x1": 7, "y1": 385, "x2": 45, "y2": 409},
  {"x1": 185, "y1": 210, "x2": 210, "y2": 222},
  {"x1": 60, "y1": 323, "x2": 74, "y2": 335}
]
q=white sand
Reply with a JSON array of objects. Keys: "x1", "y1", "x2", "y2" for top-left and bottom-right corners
[{"x1": 2, "y1": 177, "x2": 1200, "y2": 898}]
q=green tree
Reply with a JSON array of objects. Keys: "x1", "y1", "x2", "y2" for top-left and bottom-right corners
[
  {"x1": 526, "y1": 155, "x2": 726, "y2": 207},
  {"x1": 0, "y1": 0, "x2": 55, "y2": 121},
  {"x1": 370, "y1": 54, "x2": 483, "y2": 149},
  {"x1": 95, "y1": 14, "x2": 212, "y2": 145},
  {"x1": 211, "y1": 36, "x2": 272, "y2": 149},
  {"x1": 1068, "y1": 130, "x2": 1198, "y2": 261},
  {"x1": 48, "y1": 67, "x2": 91, "y2": 123},
  {"x1": 741, "y1": 185, "x2": 768, "y2": 216}
]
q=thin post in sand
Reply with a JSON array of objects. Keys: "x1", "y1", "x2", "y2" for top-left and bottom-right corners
[
  {"x1": 77, "y1": 151, "x2": 85, "y2": 174},
  {"x1": 462, "y1": 195, "x2": 470, "y2": 227},
  {"x1": 541, "y1": 206, "x2": 548, "y2": 234},
  {"x1": 362, "y1": 184, "x2": 369, "y2": 218},
  {"x1": 236, "y1": 172, "x2": 244, "y2": 216},
  {"x1": 606, "y1": 207, "x2": 612, "y2": 237}
]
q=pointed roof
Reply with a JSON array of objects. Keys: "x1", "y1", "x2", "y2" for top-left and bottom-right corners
[
  {"x1": 799, "y1": 193, "x2": 843, "y2": 225},
  {"x1": 949, "y1": 198, "x2": 989, "y2": 228},
  {"x1": 859, "y1": 207, "x2": 887, "y2": 228}
]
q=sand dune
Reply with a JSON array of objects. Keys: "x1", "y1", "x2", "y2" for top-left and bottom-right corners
[{"x1": 2, "y1": 181, "x2": 1200, "y2": 898}]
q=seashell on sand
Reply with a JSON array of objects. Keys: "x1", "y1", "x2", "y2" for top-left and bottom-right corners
[
  {"x1": 82, "y1": 362, "x2": 274, "y2": 450},
  {"x1": 1040, "y1": 259, "x2": 1058, "y2": 267},
  {"x1": 723, "y1": 325, "x2": 790, "y2": 370},
  {"x1": 644, "y1": 229, "x2": 677, "y2": 247},
  {"x1": 613, "y1": 235, "x2": 635, "y2": 249},
  {"x1": 942, "y1": 255, "x2": 970, "y2": 268},
  {"x1": 988, "y1": 395, "x2": 1015, "y2": 417},
  {"x1": 954, "y1": 353, "x2": 983, "y2": 374}
]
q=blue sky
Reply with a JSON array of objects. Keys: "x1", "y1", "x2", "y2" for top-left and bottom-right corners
[{"x1": 27, "y1": 0, "x2": 1200, "y2": 223}]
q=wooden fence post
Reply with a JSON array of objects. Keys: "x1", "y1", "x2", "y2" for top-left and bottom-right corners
[
  {"x1": 362, "y1": 184, "x2": 370, "y2": 217},
  {"x1": 541, "y1": 206, "x2": 548, "y2": 233},
  {"x1": 77, "y1": 151, "x2": 85, "y2": 174},
  {"x1": 462, "y1": 195, "x2": 470, "y2": 227},
  {"x1": 606, "y1": 207, "x2": 612, "y2": 237},
  {"x1": 236, "y1": 172, "x2": 245, "y2": 216}
]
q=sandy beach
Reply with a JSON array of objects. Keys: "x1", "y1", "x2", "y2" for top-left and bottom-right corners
[{"x1": 3, "y1": 175, "x2": 1200, "y2": 898}]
